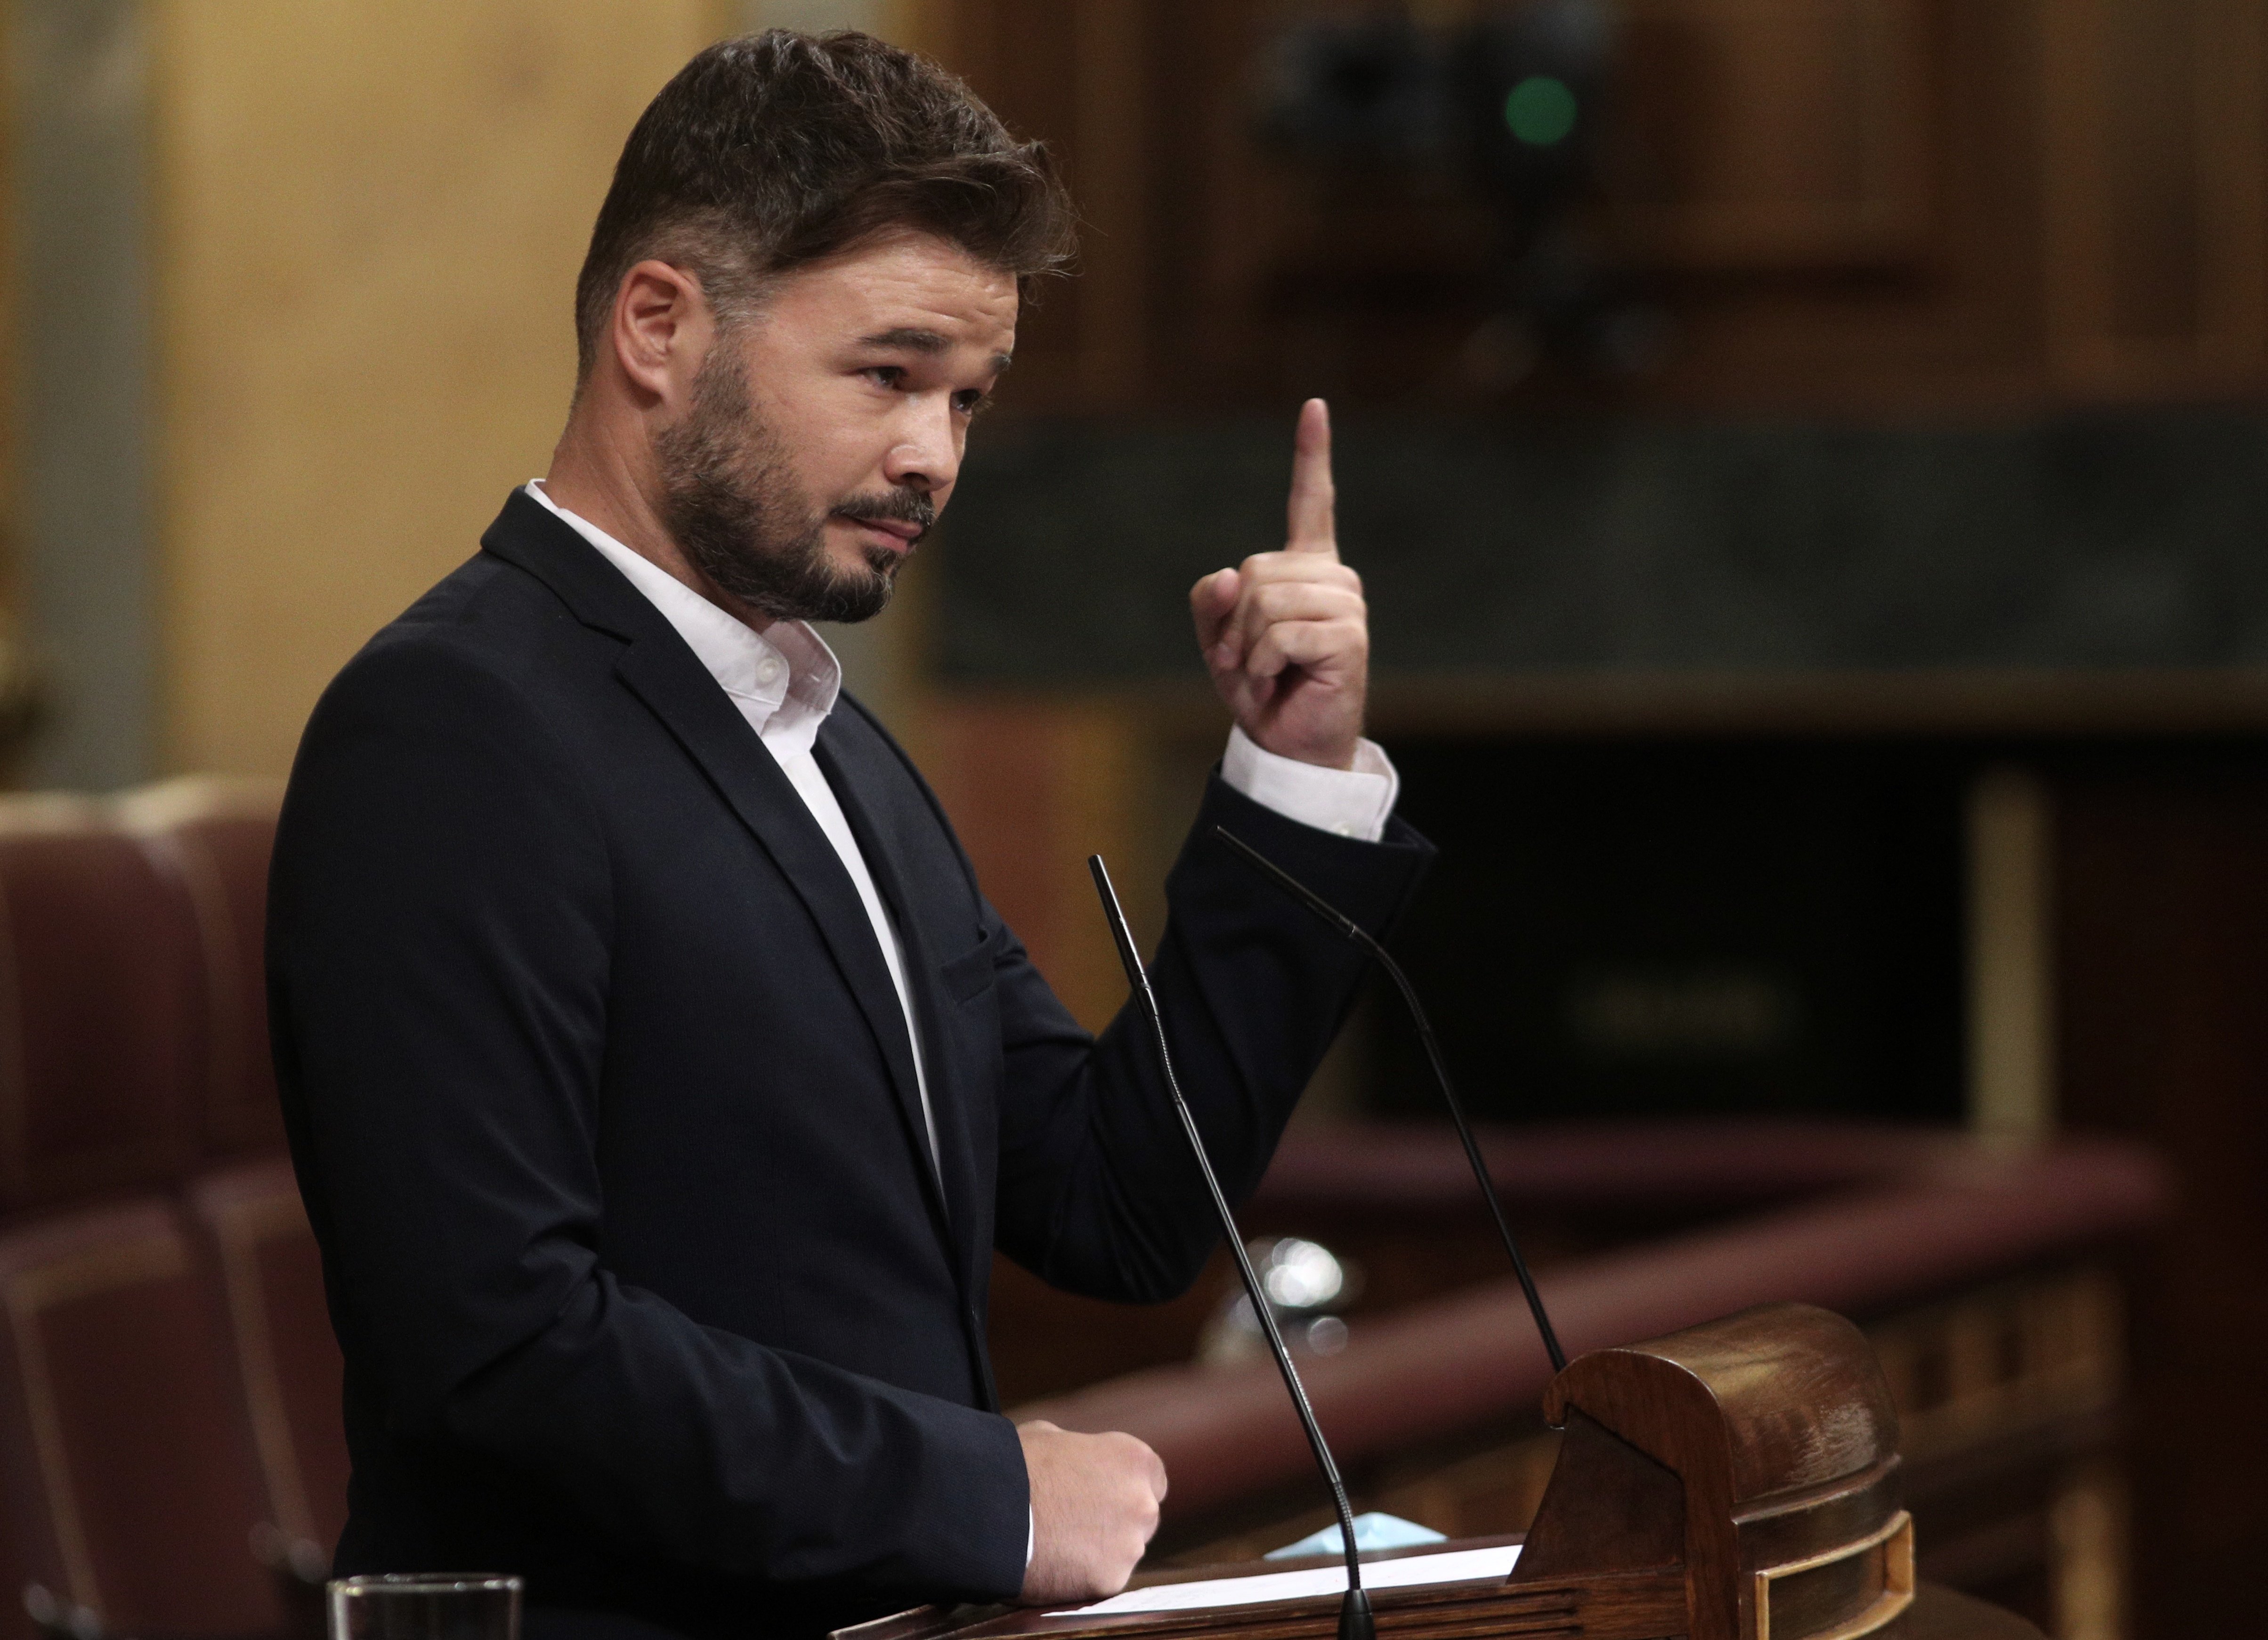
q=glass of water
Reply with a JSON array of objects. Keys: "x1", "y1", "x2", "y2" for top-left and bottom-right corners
[{"x1": 328, "y1": 1575, "x2": 522, "y2": 1640}]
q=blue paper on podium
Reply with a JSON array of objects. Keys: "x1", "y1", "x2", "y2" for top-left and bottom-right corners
[{"x1": 1263, "y1": 1513, "x2": 1448, "y2": 1560}]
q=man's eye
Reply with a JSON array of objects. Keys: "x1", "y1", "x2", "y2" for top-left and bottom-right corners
[
  {"x1": 863, "y1": 366, "x2": 902, "y2": 388},
  {"x1": 953, "y1": 390, "x2": 990, "y2": 415}
]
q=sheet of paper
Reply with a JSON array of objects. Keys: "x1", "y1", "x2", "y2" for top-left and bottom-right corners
[{"x1": 1063, "y1": 1543, "x2": 1523, "y2": 1617}]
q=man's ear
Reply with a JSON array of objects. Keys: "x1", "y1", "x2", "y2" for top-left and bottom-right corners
[{"x1": 610, "y1": 259, "x2": 712, "y2": 408}]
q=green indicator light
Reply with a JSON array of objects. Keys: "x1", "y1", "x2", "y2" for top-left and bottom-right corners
[{"x1": 1505, "y1": 75, "x2": 1578, "y2": 146}]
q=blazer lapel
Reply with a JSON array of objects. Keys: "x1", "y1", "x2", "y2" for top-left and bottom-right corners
[
  {"x1": 817, "y1": 729, "x2": 999, "y2": 1408},
  {"x1": 480, "y1": 493, "x2": 954, "y2": 1245},
  {"x1": 814, "y1": 735, "x2": 982, "y2": 1266}
]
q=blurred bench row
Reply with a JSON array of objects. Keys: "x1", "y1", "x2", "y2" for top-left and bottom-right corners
[{"x1": 0, "y1": 782, "x2": 343, "y2": 1640}]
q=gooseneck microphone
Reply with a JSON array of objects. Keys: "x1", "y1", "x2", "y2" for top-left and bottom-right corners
[
  {"x1": 1210, "y1": 824, "x2": 1568, "y2": 1373},
  {"x1": 1088, "y1": 856, "x2": 1375, "y2": 1640}
]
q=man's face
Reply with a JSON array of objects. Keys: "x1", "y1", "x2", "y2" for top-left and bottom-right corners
[{"x1": 654, "y1": 232, "x2": 1018, "y2": 624}]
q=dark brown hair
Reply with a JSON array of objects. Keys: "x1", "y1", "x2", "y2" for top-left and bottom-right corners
[{"x1": 573, "y1": 29, "x2": 1076, "y2": 381}]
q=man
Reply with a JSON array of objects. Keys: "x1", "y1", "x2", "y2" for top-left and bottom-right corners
[{"x1": 268, "y1": 29, "x2": 1430, "y2": 1640}]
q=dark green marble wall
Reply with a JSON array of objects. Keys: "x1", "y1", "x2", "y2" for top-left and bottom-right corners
[{"x1": 938, "y1": 407, "x2": 2268, "y2": 679}]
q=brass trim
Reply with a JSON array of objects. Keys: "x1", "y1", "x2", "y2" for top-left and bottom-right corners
[{"x1": 1752, "y1": 1510, "x2": 1915, "y2": 1640}]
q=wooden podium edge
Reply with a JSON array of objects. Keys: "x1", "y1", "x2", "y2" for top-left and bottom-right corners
[
  {"x1": 833, "y1": 1548, "x2": 2040, "y2": 1640},
  {"x1": 833, "y1": 1537, "x2": 1689, "y2": 1640},
  {"x1": 832, "y1": 1534, "x2": 1534, "y2": 1640}
]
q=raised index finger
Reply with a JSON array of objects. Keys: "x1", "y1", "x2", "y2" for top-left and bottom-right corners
[{"x1": 1286, "y1": 397, "x2": 1336, "y2": 555}]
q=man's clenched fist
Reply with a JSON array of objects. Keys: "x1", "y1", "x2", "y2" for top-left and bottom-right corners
[
  {"x1": 1017, "y1": 1419, "x2": 1168, "y2": 1606},
  {"x1": 1189, "y1": 398, "x2": 1369, "y2": 771}
]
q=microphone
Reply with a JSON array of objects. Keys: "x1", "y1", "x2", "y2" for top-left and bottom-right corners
[
  {"x1": 1088, "y1": 856, "x2": 1375, "y2": 1640},
  {"x1": 1210, "y1": 824, "x2": 1568, "y2": 1373}
]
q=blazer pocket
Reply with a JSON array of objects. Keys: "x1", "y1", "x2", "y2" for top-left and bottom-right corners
[{"x1": 939, "y1": 931, "x2": 998, "y2": 1004}]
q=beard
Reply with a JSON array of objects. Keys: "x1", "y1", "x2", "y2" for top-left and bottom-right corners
[{"x1": 653, "y1": 342, "x2": 933, "y2": 624}]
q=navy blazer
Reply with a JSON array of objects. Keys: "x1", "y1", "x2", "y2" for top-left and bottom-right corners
[{"x1": 267, "y1": 490, "x2": 1433, "y2": 1639}]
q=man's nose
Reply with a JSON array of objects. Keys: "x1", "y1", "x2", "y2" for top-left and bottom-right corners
[{"x1": 883, "y1": 396, "x2": 961, "y2": 494}]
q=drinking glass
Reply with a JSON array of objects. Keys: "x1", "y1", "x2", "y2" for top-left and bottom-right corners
[{"x1": 327, "y1": 1574, "x2": 522, "y2": 1640}]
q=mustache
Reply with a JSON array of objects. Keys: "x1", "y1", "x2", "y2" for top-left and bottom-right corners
[{"x1": 832, "y1": 488, "x2": 937, "y2": 538}]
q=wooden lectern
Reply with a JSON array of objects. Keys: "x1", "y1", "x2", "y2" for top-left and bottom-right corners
[{"x1": 840, "y1": 1304, "x2": 2043, "y2": 1640}]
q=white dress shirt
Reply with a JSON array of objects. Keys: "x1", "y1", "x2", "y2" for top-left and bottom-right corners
[{"x1": 523, "y1": 479, "x2": 1400, "y2": 1172}]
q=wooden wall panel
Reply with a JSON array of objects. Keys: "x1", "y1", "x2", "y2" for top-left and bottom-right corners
[
  {"x1": 923, "y1": 0, "x2": 1151, "y2": 412},
  {"x1": 2041, "y1": 0, "x2": 2268, "y2": 397},
  {"x1": 918, "y1": 0, "x2": 2268, "y2": 415},
  {"x1": 1611, "y1": 0, "x2": 1932, "y2": 269}
]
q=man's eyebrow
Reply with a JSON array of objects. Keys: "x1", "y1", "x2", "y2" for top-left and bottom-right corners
[
  {"x1": 855, "y1": 328, "x2": 1013, "y2": 375},
  {"x1": 857, "y1": 327, "x2": 950, "y2": 354}
]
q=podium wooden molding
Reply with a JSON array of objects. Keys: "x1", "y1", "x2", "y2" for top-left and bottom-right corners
[{"x1": 841, "y1": 1303, "x2": 2043, "y2": 1640}]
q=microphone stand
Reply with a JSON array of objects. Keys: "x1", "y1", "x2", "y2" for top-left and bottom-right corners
[
  {"x1": 1210, "y1": 824, "x2": 1568, "y2": 1373},
  {"x1": 1088, "y1": 856, "x2": 1375, "y2": 1640}
]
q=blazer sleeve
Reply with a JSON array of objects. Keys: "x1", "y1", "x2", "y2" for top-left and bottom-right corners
[
  {"x1": 988, "y1": 772, "x2": 1434, "y2": 1303},
  {"x1": 268, "y1": 633, "x2": 1029, "y2": 1598}
]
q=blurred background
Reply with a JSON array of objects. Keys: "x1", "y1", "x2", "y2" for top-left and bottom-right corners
[{"x1": 0, "y1": 3, "x2": 2256, "y2": 1640}]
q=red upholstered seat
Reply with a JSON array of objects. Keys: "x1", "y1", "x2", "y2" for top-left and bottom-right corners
[
  {"x1": 0, "y1": 798, "x2": 202, "y2": 1209},
  {"x1": 120, "y1": 780, "x2": 287, "y2": 1159},
  {"x1": 0, "y1": 1199, "x2": 284, "y2": 1640},
  {"x1": 186, "y1": 1157, "x2": 348, "y2": 1566}
]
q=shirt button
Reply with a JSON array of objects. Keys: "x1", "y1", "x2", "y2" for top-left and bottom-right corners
[
  {"x1": 755, "y1": 657, "x2": 783, "y2": 686},
  {"x1": 1333, "y1": 823, "x2": 1355, "y2": 837}
]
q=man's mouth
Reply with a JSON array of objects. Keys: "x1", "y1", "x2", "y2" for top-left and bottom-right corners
[{"x1": 836, "y1": 513, "x2": 925, "y2": 548}]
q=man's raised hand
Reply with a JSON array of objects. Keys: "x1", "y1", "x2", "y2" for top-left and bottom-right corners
[
  {"x1": 1017, "y1": 1420, "x2": 1167, "y2": 1606},
  {"x1": 1189, "y1": 398, "x2": 1369, "y2": 770}
]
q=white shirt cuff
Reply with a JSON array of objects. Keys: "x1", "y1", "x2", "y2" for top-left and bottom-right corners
[{"x1": 1221, "y1": 726, "x2": 1399, "y2": 843}]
